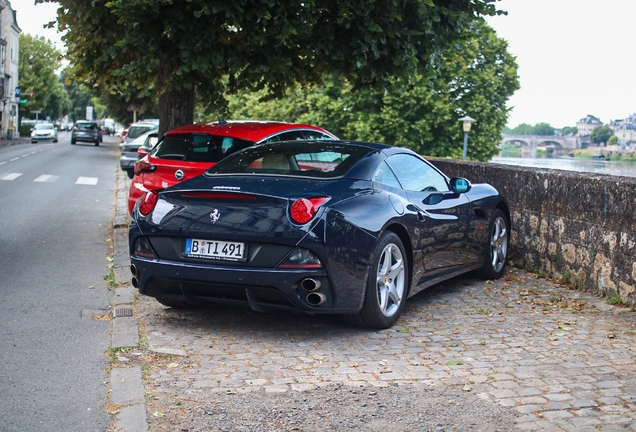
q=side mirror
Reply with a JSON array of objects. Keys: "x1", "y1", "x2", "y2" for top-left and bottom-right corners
[{"x1": 449, "y1": 177, "x2": 471, "y2": 194}]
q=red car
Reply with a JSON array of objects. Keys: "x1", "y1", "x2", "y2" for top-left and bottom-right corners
[{"x1": 128, "y1": 120, "x2": 337, "y2": 213}]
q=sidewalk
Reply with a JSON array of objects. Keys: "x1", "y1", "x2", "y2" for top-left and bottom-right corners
[{"x1": 107, "y1": 166, "x2": 636, "y2": 431}]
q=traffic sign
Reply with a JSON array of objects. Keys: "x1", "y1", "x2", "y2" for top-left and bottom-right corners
[{"x1": 19, "y1": 99, "x2": 28, "y2": 105}]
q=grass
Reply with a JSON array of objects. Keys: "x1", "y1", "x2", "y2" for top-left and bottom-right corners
[{"x1": 607, "y1": 294, "x2": 623, "y2": 306}]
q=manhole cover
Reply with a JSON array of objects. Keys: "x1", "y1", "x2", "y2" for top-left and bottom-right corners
[{"x1": 113, "y1": 307, "x2": 133, "y2": 317}]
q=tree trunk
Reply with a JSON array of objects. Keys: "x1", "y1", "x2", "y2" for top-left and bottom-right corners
[{"x1": 157, "y1": 60, "x2": 195, "y2": 137}]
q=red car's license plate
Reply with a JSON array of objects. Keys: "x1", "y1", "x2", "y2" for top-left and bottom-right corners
[{"x1": 185, "y1": 238, "x2": 246, "y2": 262}]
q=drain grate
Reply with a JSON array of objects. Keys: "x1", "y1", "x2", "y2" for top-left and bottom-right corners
[{"x1": 113, "y1": 307, "x2": 133, "y2": 317}]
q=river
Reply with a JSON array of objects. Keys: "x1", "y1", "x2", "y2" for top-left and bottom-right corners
[{"x1": 490, "y1": 156, "x2": 636, "y2": 178}]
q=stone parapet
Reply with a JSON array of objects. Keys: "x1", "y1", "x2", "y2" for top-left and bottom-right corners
[{"x1": 430, "y1": 158, "x2": 636, "y2": 305}]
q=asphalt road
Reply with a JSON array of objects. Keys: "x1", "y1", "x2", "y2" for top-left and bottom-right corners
[{"x1": 0, "y1": 132, "x2": 117, "y2": 431}]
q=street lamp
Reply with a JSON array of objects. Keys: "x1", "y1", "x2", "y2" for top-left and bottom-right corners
[{"x1": 458, "y1": 115, "x2": 476, "y2": 160}]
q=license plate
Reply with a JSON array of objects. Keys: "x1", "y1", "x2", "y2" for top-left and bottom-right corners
[{"x1": 185, "y1": 238, "x2": 246, "y2": 261}]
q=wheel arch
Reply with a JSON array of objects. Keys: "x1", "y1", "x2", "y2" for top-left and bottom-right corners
[{"x1": 382, "y1": 223, "x2": 414, "y2": 296}]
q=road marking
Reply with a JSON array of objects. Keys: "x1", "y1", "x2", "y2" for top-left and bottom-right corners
[
  {"x1": 21, "y1": 154, "x2": 29, "y2": 158},
  {"x1": 76, "y1": 176, "x2": 98, "y2": 185},
  {"x1": 34, "y1": 175, "x2": 59, "y2": 183},
  {"x1": 9, "y1": 157, "x2": 19, "y2": 162},
  {"x1": 0, "y1": 173, "x2": 22, "y2": 180},
  {"x1": 0, "y1": 161, "x2": 6, "y2": 166}
]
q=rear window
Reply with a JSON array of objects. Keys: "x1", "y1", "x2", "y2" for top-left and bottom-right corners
[
  {"x1": 128, "y1": 125, "x2": 157, "y2": 139},
  {"x1": 206, "y1": 142, "x2": 371, "y2": 178},
  {"x1": 150, "y1": 133, "x2": 254, "y2": 163},
  {"x1": 76, "y1": 122, "x2": 97, "y2": 130}
]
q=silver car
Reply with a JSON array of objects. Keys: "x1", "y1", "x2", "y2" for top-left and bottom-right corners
[{"x1": 31, "y1": 123, "x2": 58, "y2": 143}]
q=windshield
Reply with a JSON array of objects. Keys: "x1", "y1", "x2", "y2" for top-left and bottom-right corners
[
  {"x1": 150, "y1": 133, "x2": 254, "y2": 163},
  {"x1": 128, "y1": 124, "x2": 157, "y2": 139},
  {"x1": 206, "y1": 142, "x2": 371, "y2": 178},
  {"x1": 35, "y1": 124, "x2": 54, "y2": 130}
]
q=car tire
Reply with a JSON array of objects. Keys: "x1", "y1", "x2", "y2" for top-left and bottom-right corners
[
  {"x1": 126, "y1": 169, "x2": 135, "y2": 179},
  {"x1": 31, "y1": 140, "x2": 36, "y2": 144},
  {"x1": 71, "y1": 139, "x2": 76, "y2": 145},
  {"x1": 53, "y1": 138, "x2": 58, "y2": 143},
  {"x1": 154, "y1": 296, "x2": 200, "y2": 309},
  {"x1": 345, "y1": 231, "x2": 408, "y2": 329},
  {"x1": 475, "y1": 209, "x2": 508, "y2": 280},
  {"x1": 94, "y1": 140, "x2": 100, "y2": 146}
]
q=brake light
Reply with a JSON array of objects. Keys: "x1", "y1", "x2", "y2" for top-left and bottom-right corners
[
  {"x1": 290, "y1": 196, "x2": 330, "y2": 224},
  {"x1": 138, "y1": 191, "x2": 159, "y2": 215},
  {"x1": 134, "y1": 160, "x2": 156, "y2": 176}
]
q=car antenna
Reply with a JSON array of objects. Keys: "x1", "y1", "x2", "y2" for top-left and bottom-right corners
[{"x1": 218, "y1": 119, "x2": 228, "y2": 125}]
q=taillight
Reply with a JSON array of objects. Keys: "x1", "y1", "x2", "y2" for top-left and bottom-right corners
[
  {"x1": 289, "y1": 196, "x2": 330, "y2": 224},
  {"x1": 138, "y1": 191, "x2": 159, "y2": 215},
  {"x1": 134, "y1": 160, "x2": 156, "y2": 176}
]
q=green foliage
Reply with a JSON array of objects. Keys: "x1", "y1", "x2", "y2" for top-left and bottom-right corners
[
  {"x1": 510, "y1": 122, "x2": 554, "y2": 136},
  {"x1": 18, "y1": 34, "x2": 63, "y2": 119},
  {"x1": 591, "y1": 125, "x2": 614, "y2": 145},
  {"x1": 55, "y1": 0, "x2": 504, "y2": 135},
  {"x1": 608, "y1": 135, "x2": 619, "y2": 145},
  {"x1": 221, "y1": 19, "x2": 518, "y2": 161}
]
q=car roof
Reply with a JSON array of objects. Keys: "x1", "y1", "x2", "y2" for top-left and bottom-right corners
[{"x1": 164, "y1": 120, "x2": 336, "y2": 142}]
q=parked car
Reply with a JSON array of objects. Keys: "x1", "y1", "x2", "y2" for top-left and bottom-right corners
[
  {"x1": 119, "y1": 121, "x2": 160, "y2": 176},
  {"x1": 129, "y1": 140, "x2": 510, "y2": 329},
  {"x1": 127, "y1": 120, "x2": 337, "y2": 213},
  {"x1": 71, "y1": 121, "x2": 103, "y2": 146},
  {"x1": 119, "y1": 120, "x2": 159, "y2": 145},
  {"x1": 120, "y1": 131, "x2": 159, "y2": 179},
  {"x1": 31, "y1": 123, "x2": 58, "y2": 143}
]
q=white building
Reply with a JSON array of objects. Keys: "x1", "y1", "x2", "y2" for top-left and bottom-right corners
[
  {"x1": 576, "y1": 114, "x2": 602, "y2": 137},
  {"x1": 0, "y1": 0, "x2": 20, "y2": 139}
]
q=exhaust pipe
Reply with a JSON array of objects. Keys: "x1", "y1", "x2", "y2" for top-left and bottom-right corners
[
  {"x1": 300, "y1": 278, "x2": 321, "y2": 292},
  {"x1": 130, "y1": 264, "x2": 138, "y2": 277},
  {"x1": 306, "y1": 292, "x2": 326, "y2": 306},
  {"x1": 132, "y1": 276, "x2": 139, "y2": 288}
]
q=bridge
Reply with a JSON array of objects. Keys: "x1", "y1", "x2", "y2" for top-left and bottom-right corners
[{"x1": 501, "y1": 134, "x2": 581, "y2": 157}]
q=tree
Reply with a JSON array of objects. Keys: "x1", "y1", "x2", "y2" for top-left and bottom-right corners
[
  {"x1": 224, "y1": 19, "x2": 518, "y2": 161},
  {"x1": 608, "y1": 135, "x2": 619, "y2": 146},
  {"x1": 532, "y1": 122, "x2": 554, "y2": 136},
  {"x1": 510, "y1": 123, "x2": 534, "y2": 135},
  {"x1": 18, "y1": 34, "x2": 63, "y2": 119},
  {"x1": 52, "y1": 0, "x2": 503, "y2": 136},
  {"x1": 590, "y1": 125, "x2": 613, "y2": 146}
]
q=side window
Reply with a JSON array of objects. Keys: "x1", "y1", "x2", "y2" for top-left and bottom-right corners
[
  {"x1": 271, "y1": 131, "x2": 306, "y2": 142},
  {"x1": 372, "y1": 161, "x2": 402, "y2": 189},
  {"x1": 303, "y1": 130, "x2": 334, "y2": 140},
  {"x1": 385, "y1": 154, "x2": 448, "y2": 193}
]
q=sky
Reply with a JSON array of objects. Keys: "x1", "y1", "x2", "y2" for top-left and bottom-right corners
[{"x1": 13, "y1": 0, "x2": 636, "y2": 129}]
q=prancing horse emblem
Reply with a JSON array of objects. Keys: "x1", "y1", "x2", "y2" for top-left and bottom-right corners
[{"x1": 209, "y1": 209, "x2": 220, "y2": 224}]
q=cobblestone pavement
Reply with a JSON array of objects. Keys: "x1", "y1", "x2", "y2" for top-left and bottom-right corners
[{"x1": 120, "y1": 267, "x2": 636, "y2": 431}]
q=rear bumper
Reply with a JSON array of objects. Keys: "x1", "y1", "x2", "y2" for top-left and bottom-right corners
[
  {"x1": 130, "y1": 256, "x2": 361, "y2": 314},
  {"x1": 120, "y1": 153, "x2": 137, "y2": 170}
]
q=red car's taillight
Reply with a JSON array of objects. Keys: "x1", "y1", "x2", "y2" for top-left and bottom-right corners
[
  {"x1": 138, "y1": 191, "x2": 159, "y2": 215},
  {"x1": 134, "y1": 160, "x2": 156, "y2": 176},
  {"x1": 290, "y1": 196, "x2": 330, "y2": 224}
]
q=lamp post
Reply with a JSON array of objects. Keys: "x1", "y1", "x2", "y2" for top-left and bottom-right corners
[{"x1": 458, "y1": 116, "x2": 476, "y2": 160}]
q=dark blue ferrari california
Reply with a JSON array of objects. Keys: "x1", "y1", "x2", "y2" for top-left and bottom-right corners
[{"x1": 129, "y1": 141, "x2": 510, "y2": 329}]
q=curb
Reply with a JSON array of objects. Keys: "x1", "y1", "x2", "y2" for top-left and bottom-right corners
[{"x1": 110, "y1": 167, "x2": 148, "y2": 432}]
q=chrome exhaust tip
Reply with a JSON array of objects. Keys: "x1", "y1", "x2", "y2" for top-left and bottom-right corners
[
  {"x1": 130, "y1": 264, "x2": 138, "y2": 277},
  {"x1": 306, "y1": 292, "x2": 326, "y2": 306},
  {"x1": 300, "y1": 278, "x2": 321, "y2": 292},
  {"x1": 131, "y1": 276, "x2": 139, "y2": 288}
]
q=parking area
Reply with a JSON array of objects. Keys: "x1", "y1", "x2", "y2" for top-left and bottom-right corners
[{"x1": 120, "y1": 265, "x2": 636, "y2": 431}]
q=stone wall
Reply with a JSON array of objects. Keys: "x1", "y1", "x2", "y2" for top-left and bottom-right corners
[{"x1": 430, "y1": 158, "x2": 636, "y2": 305}]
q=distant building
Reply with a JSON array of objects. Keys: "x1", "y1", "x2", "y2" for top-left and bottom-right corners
[
  {"x1": 0, "y1": 0, "x2": 20, "y2": 139},
  {"x1": 609, "y1": 113, "x2": 636, "y2": 146},
  {"x1": 576, "y1": 114, "x2": 602, "y2": 136}
]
